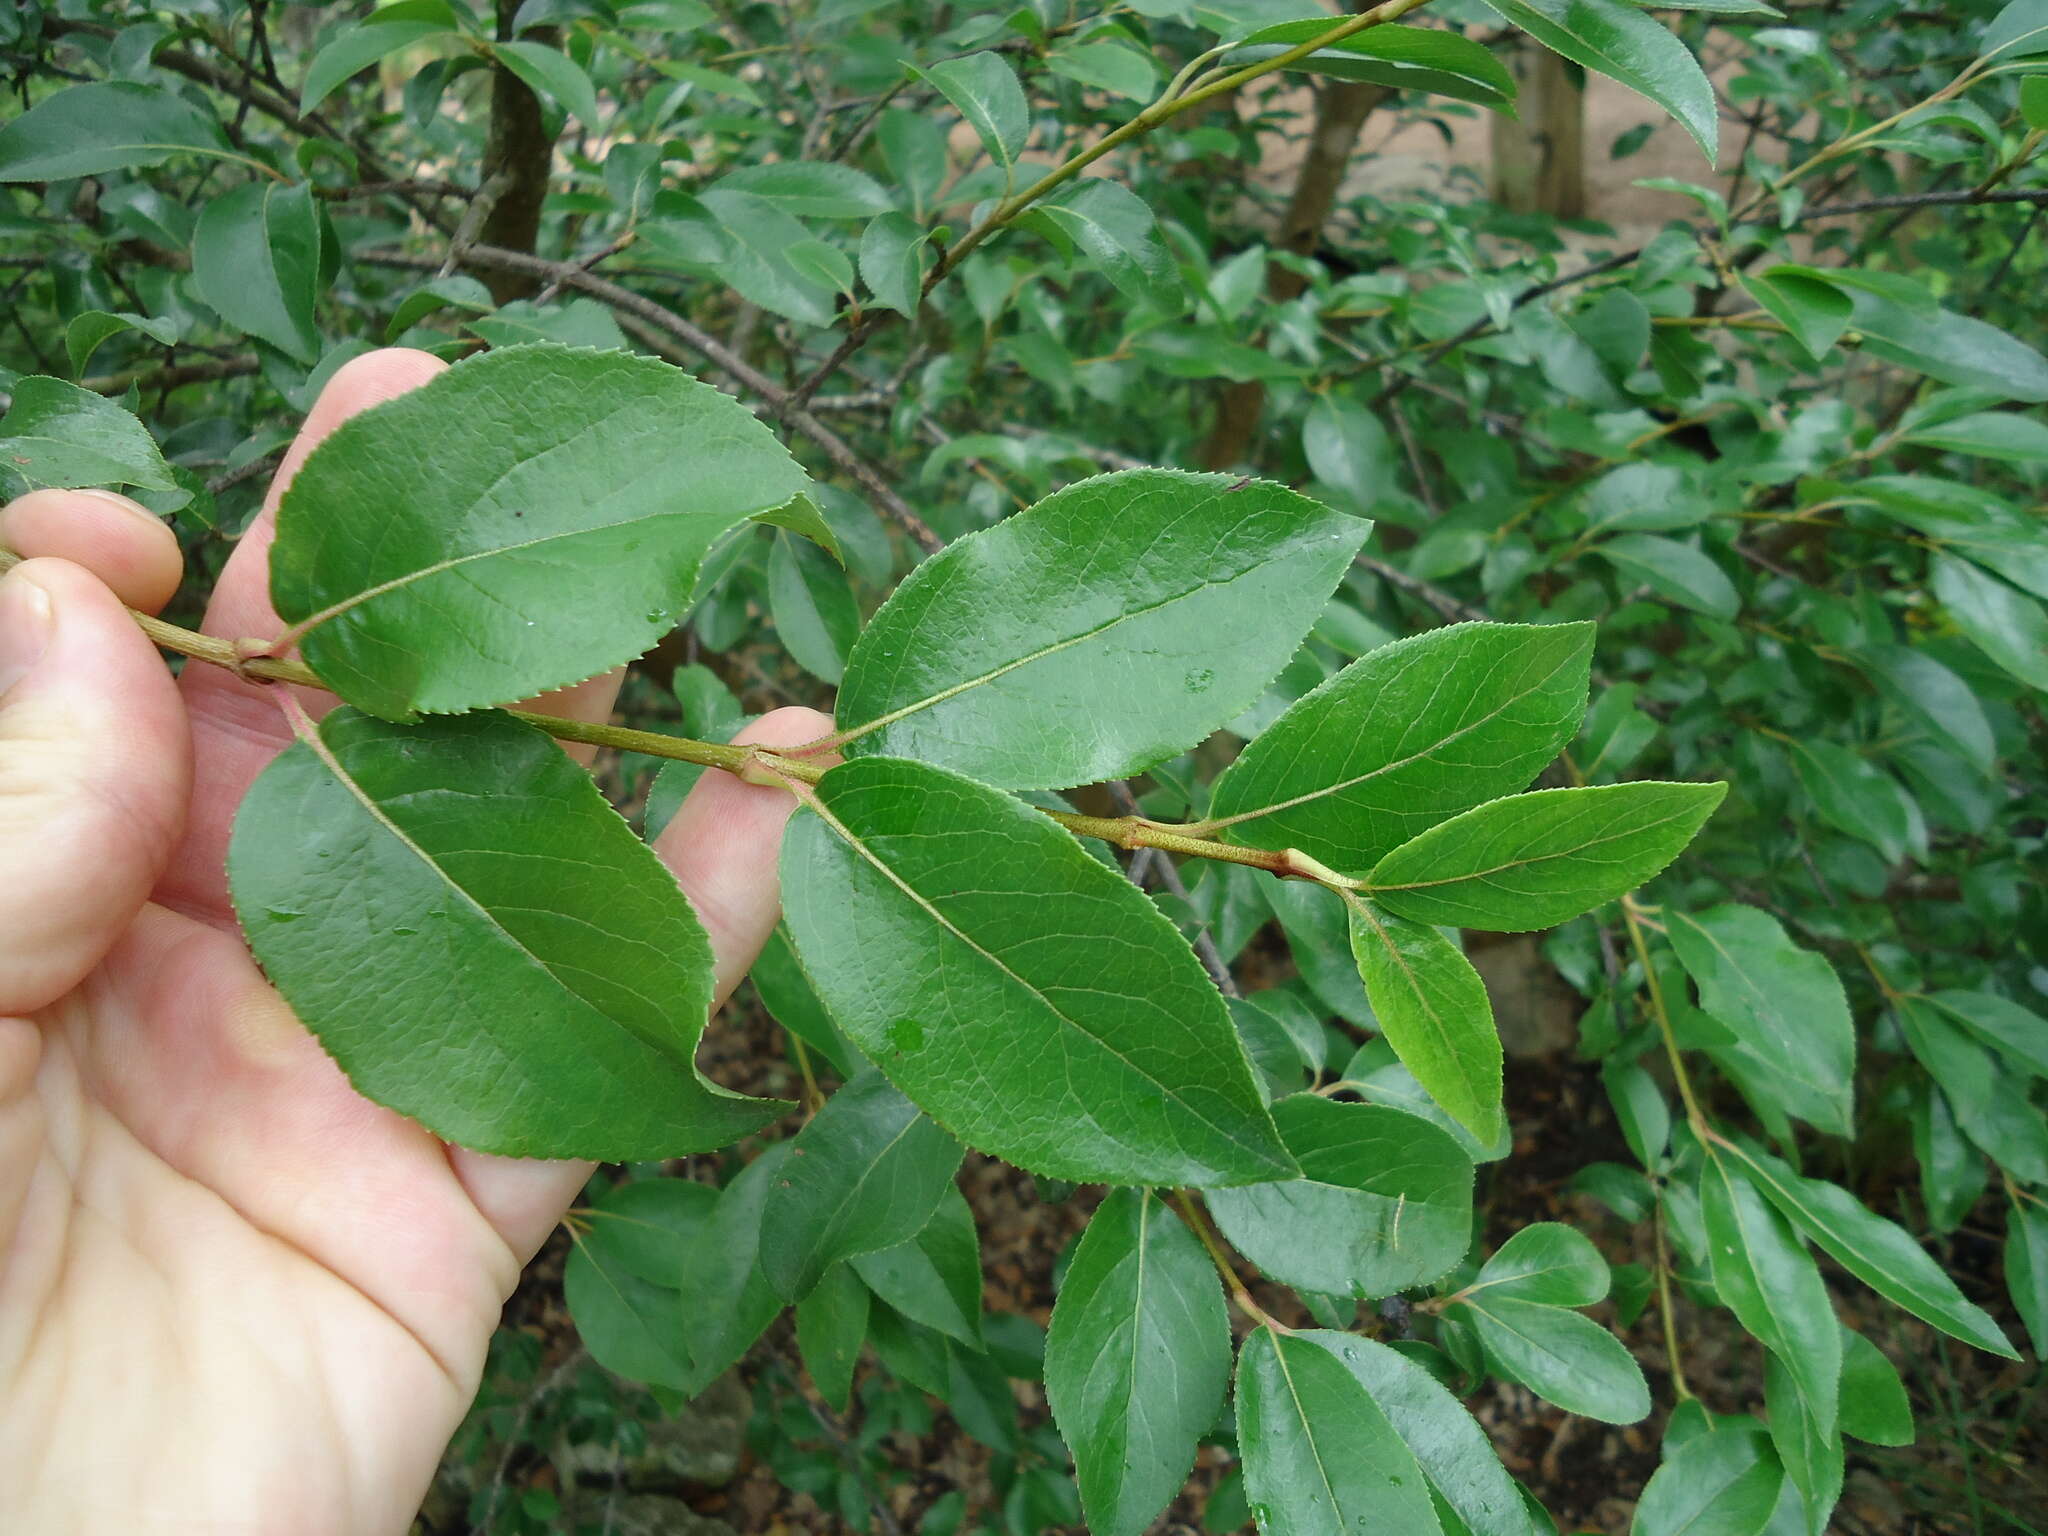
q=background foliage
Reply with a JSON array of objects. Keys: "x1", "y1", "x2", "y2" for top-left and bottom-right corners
[{"x1": 4, "y1": 0, "x2": 2048, "y2": 1532}]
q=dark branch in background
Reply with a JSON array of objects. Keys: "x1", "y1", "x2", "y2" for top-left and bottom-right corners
[
  {"x1": 83, "y1": 354, "x2": 261, "y2": 395},
  {"x1": 358, "y1": 245, "x2": 944, "y2": 552},
  {"x1": 477, "y1": 3, "x2": 556, "y2": 303}
]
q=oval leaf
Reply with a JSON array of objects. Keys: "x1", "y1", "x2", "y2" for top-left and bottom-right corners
[
  {"x1": 0, "y1": 81, "x2": 232, "y2": 181},
  {"x1": 1479, "y1": 0, "x2": 1717, "y2": 158}
]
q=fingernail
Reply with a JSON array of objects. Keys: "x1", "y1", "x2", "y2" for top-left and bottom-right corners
[
  {"x1": 74, "y1": 487, "x2": 164, "y2": 527},
  {"x1": 0, "y1": 568, "x2": 52, "y2": 699}
]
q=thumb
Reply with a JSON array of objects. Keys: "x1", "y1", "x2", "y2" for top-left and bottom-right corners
[{"x1": 0, "y1": 558, "x2": 190, "y2": 1014}]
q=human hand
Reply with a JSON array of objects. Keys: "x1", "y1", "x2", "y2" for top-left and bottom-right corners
[{"x1": 0, "y1": 349, "x2": 828, "y2": 1534}]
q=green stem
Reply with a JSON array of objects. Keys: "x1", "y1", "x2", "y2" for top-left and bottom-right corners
[
  {"x1": 1622, "y1": 897, "x2": 1710, "y2": 1137},
  {"x1": 1170, "y1": 1189, "x2": 1289, "y2": 1332}
]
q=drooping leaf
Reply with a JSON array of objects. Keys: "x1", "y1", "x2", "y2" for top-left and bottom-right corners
[
  {"x1": 301, "y1": 22, "x2": 457, "y2": 113},
  {"x1": 1596, "y1": 532, "x2": 1741, "y2": 620},
  {"x1": 1470, "y1": 1222, "x2": 1609, "y2": 1307},
  {"x1": 1308, "y1": 1333, "x2": 1547, "y2": 1536},
  {"x1": 1722, "y1": 1142, "x2": 2018, "y2": 1359},
  {"x1": 1207, "y1": 621, "x2": 1594, "y2": 874},
  {"x1": 1740, "y1": 267, "x2": 1852, "y2": 363},
  {"x1": 1045, "y1": 1189, "x2": 1231, "y2": 1536},
  {"x1": 1229, "y1": 20, "x2": 1518, "y2": 109},
  {"x1": 1025, "y1": 179, "x2": 1183, "y2": 312},
  {"x1": 495, "y1": 39, "x2": 603, "y2": 129},
  {"x1": 0, "y1": 81, "x2": 232, "y2": 181},
  {"x1": 1763, "y1": 1348, "x2": 1843, "y2": 1536},
  {"x1": 270, "y1": 344, "x2": 812, "y2": 719},
  {"x1": 674, "y1": 1144, "x2": 794, "y2": 1389},
  {"x1": 768, "y1": 529, "x2": 860, "y2": 684},
  {"x1": 910, "y1": 52, "x2": 1029, "y2": 172},
  {"x1": 851, "y1": 1185, "x2": 983, "y2": 1348},
  {"x1": 0, "y1": 376, "x2": 183, "y2": 501},
  {"x1": 1236, "y1": 1328, "x2": 1445, "y2": 1536},
  {"x1": 2008, "y1": 1198, "x2": 2048, "y2": 1358},
  {"x1": 1477, "y1": 0, "x2": 1718, "y2": 157},
  {"x1": 1838, "y1": 1327, "x2": 1914, "y2": 1446},
  {"x1": 1856, "y1": 646, "x2": 1996, "y2": 775},
  {"x1": 1845, "y1": 287, "x2": 2048, "y2": 402},
  {"x1": 1368, "y1": 781, "x2": 1727, "y2": 931},
  {"x1": 1790, "y1": 740, "x2": 1912, "y2": 863},
  {"x1": 1925, "y1": 990, "x2": 2048, "y2": 1079},
  {"x1": 227, "y1": 707, "x2": 787, "y2": 1159},
  {"x1": 760, "y1": 1066, "x2": 963, "y2": 1301},
  {"x1": 1206, "y1": 1098, "x2": 1473, "y2": 1299},
  {"x1": 64, "y1": 310, "x2": 183, "y2": 380},
  {"x1": 1982, "y1": 0, "x2": 2048, "y2": 62},
  {"x1": 1901, "y1": 409, "x2": 2048, "y2": 463},
  {"x1": 796, "y1": 1262, "x2": 870, "y2": 1412},
  {"x1": 1701, "y1": 1156, "x2": 1840, "y2": 1443},
  {"x1": 1667, "y1": 905, "x2": 1855, "y2": 1138},
  {"x1": 834, "y1": 469, "x2": 1366, "y2": 790},
  {"x1": 1931, "y1": 554, "x2": 2048, "y2": 692},
  {"x1": 193, "y1": 180, "x2": 326, "y2": 364},
  {"x1": 780, "y1": 756, "x2": 1293, "y2": 1185},
  {"x1": 1630, "y1": 1428, "x2": 1784, "y2": 1536},
  {"x1": 565, "y1": 1183, "x2": 711, "y2": 1390},
  {"x1": 1345, "y1": 899, "x2": 1504, "y2": 1145},
  {"x1": 579, "y1": 1177, "x2": 717, "y2": 1287},
  {"x1": 859, "y1": 211, "x2": 930, "y2": 316},
  {"x1": 1452, "y1": 1294, "x2": 1652, "y2": 1423}
]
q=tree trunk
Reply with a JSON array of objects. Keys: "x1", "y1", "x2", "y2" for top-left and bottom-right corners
[
  {"x1": 1490, "y1": 45, "x2": 1585, "y2": 218},
  {"x1": 477, "y1": 6, "x2": 554, "y2": 303},
  {"x1": 1200, "y1": 78, "x2": 1389, "y2": 470}
]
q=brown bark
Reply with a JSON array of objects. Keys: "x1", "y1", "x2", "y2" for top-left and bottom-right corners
[
  {"x1": 1200, "y1": 78, "x2": 1390, "y2": 470},
  {"x1": 477, "y1": 8, "x2": 555, "y2": 303},
  {"x1": 1489, "y1": 43, "x2": 1586, "y2": 218}
]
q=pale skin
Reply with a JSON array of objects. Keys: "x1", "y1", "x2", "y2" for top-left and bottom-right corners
[{"x1": 0, "y1": 348, "x2": 831, "y2": 1534}]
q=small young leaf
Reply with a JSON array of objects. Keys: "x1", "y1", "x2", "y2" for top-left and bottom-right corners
[
  {"x1": 1668, "y1": 905, "x2": 1855, "y2": 1137},
  {"x1": 0, "y1": 376, "x2": 182, "y2": 501},
  {"x1": 1838, "y1": 1327, "x2": 1914, "y2": 1446},
  {"x1": 760, "y1": 1067, "x2": 964, "y2": 1301},
  {"x1": 1206, "y1": 1098, "x2": 1473, "y2": 1299},
  {"x1": 1209, "y1": 620, "x2": 1593, "y2": 873},
  {"x1": 835, "y1": 469, "x2": 1366, "y2": 790},
  {"x1": 1453, "y1": 1295, "x2": 1652, "y2": 1423},
  {"x1": 851, "y1": 1185, "x2": 983, "y2": 1347},
  {"x1": 1045, "y1": 1189, "x2": 1230, "y2": 1536},
  {"x1": 228, "y1": 708, "x2": 787, "y2": 1160},
  {"x1": 270, "y1": 345, "x2": 812, "y2": 719},
  {"x1": 1477, "y1": 0, "x2": 1717, "y2": 157},
  {"x1": 1235, "y1": 1328, "x2": 1444, "y2": 1536},
  {"x1": 1345, "y1": 899, "x2": 1504, "y2": 1145},
  {"x1": 796, "y1": 1262, "x2": 870, "y2": 1412},
  {"x1": 193, "y1": 180, "x2": 326, "y2": 364},
  {"x1": 1629, "y1": 1427, "x2": 1784, "y2": 1536},
  {"x1": 1723, "y1": 1141, "x2": 2018, "y2": 1359},
  {"x1": 910, "y1": 52, "x2": 1029, "y2": 172},
  {"x1": 1701, "y1": 1156, "x2": 1840, "y2": 1443},
  {"x1": 1368, "y1": 781, "x2": 1727, "y2": 931},
  {"x1": 1471, "y1": 1222, "x2": 1609, "y2": 1307},
  {"x1": 0, "y1": 81, "x2": 232, "y2": 181},
  {"x1": 781, "y1": 757, "x2": 1293, "y2": 1186}
]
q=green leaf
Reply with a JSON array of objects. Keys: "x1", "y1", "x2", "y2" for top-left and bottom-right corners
[
  {"x1": 0, "y1": 81, "x2": 232, "y2": 181},
  {"x1": 582, "y1": 1177, "x2": 718, "y2": 1287},
  {"x1": 1721, "y1": 1141, "x2": 2018, "y2": 1359},
  {"x1": 1236, "y1": 1328, "x2": 1445, "y2": 1536},
  {"x1": 1262, "y1": 877, "x2": 1374, "y2": 1026},
  {"x1": 859, "y1": 211, "x2": 930, "y2": 316},
  {"x1": 1229, "y1": 21, "x2": 1518, "y2": 109},
  {"x1": 1207, "y1": 1098, "x2": 1473, "y2": 1299},
  {"x1": 2008, "y1": 1198, "x2": 2048, "y2": 1358},
  {"x1": 1045, "y1": 1189, "x2": 1231, "y2": 1536},
  {"x1": 1477, "y1": 0, "x2": 1717, "y2": 157},
  {"x1": 1208, "y1": 620, "x2": 1593, "y2": 874},
  {"x1": 1856, "y1": 475, "x2": 2048, "y2": 600},
  {"x1": 1925, "y1": 990, "x2": 2048, "y2": 1079},
  {"x1": 494, "y1": 39, "x2": 603, "y2": 130},
  {"x1": 1838, "y1": 1327, "x2": 1914, "y2": 1446},
  {"x1": 1667, "y1": 905, "x2": 1854, "y2": 1138},
  {"x1": 1856, "y1": 646, "x2": 1996, "y2": 775},
  {"x1": 1047, "y1": 38, "x2": 1161, "y2": 101},
  {"x1": 780, "y1": 756, "x2": 1293, "y2": 1186},
  {"x1": 193, "y1": 180, "x2": 325, "y2": 365},
  {"x1": 1596, "y1": 532, "x2": 1740, "y2": 620},
  {"x1": 910, "y1": 52, "x2": 1029, "y2": 172},
  {"x1": 1472, "y1": 1222, "x2": 1609, "y2": 1307},
  {"x1": 1701, "y1": 1156, "x2": 1840, "y2": 1443},
  {"x1": 0, "y1": 376, "x2": 182, "y2": 500},
  {"x1": 1307, "y1": 1333, "x2": 1547, "y2": 1536},
  {"x1": 270, "y1": 344, "x2": 812, "y2": 719},
  {"x1": 466, "y1": 297, "x2": 627, "y2": 352},
  {"x1": 835, "y1": 469, "x2": 1366, "y2": 791},
  {"x1": 760, "y1": 1066, "x2": 963, "y2": 1301},
  {"x1": 1452, "y1": 1294, "x2": 1651, "y2": 1423},
  {"x1": 1845, "y1": 288, "x2": 2048, "y2": 402},
  {"x1": 795, "y1": 1262, "x2": 869, "y2": 1412},
  {"x1": 1982, "y1": 0, "x2": 2048, "y2": 63},
  {"x1": 1630, "y1": 1428, "x2": 1784, "y2": 1536},
  {"x1": 1345, "y1": 900, "x2": 1504, "y2": 1145},
  {"x1": 1931, "y1": 554, "x2": 2048, "y2": 692},
  {"x1": 1740, "y1": 268, "x2": 1852, "y2": 364},
  {"x1": 565, "y1": 1183, "x2": 712, "y2": 1389},
  {"x1": 769, "y1": 530, "x2": 860, "y2": 684},
  {"x1": 1901, "y1": 409, "x2": 2048, "y2": 463},
  {"x1": 1895, "y1": 997, "x2": 1995, "y2": 1120},
  {"x1": 1790, "y1": 740, "x2": 1911, "y2": 863},
  {"x1": 673, "y1": 1144, "x2": 793, "y2": 1389},
  {"x1": 2025, "y1": 74, "x2": 2048, "y2": 130},
  {"x1": 64, "y1": 310, "x2": 183, "y2": 379},
  {"x1": 301, "y1": 22, "x2": 456, "y2": 113},
  {"x1": 851, "y1": 1185, "x2": 983, "y2": 1347},
  {"x1": 1301, "y1": 393, "x2": 1392, "y2": 513},
  {"x1": 1368, "y1": 781, "x2": 1726, "y2": 932},
  {"x1": 227, "y1": 707, "x2": 787, "y2": 1160},
  {"x1": 750, "y1": 922, "x2": 856, "y2": 1077},
  {"x1": 1026, "y1": 179, "x2": 1183, "y2": 313},
  {"x1": 713, "y1": 161, "x2": 892, "y2": 218}
]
